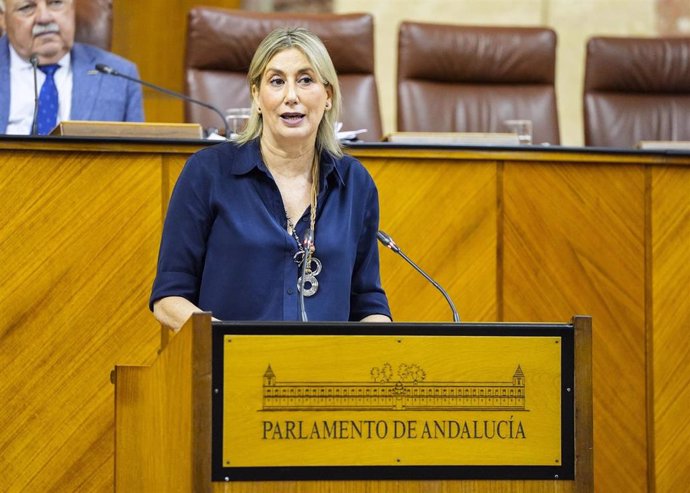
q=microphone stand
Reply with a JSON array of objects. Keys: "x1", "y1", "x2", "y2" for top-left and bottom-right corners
[
  {"x1": 94, "y1": 64, "x2": 230, "y2": 138},
  {"x1": 30, "y1": 54, "x2": 39, "y2": 136},
  {"x1": 377, "y1": 230, "x2": 461, "y2": 322}
]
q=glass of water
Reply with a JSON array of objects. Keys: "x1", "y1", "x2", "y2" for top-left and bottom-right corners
[
  {"x1": 503, "y1": 119, "x2": 533, "y2": 145},
  {"x1": 225, "y1": 108, "x2": 252, "y2": 138}
]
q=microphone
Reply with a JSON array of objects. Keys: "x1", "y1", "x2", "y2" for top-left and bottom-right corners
[
  {"x1": 298, "y1": 228, "x2": 314, "y2": 322},
  {"x1": 30, "y1": 54, "x2": 39, "y2": 136},
  {"x1": 377, "y1": 230, "x2": 460, "y2": 322},
  {"x1": 94, "y1": 63, "x2": 229, "y2": 138}
]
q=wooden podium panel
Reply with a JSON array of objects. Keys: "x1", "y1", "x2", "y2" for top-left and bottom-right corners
[{"x1": 114, "y1": 314, "x2": 592, "y2": 492}]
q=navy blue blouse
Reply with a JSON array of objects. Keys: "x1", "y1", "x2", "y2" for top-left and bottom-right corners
[{"x1": 149, "y1": 139, "x2": 391, "y2": 322}]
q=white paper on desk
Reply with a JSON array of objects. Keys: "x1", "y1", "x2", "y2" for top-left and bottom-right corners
[
  {"x1": 637, "y1": 140, "x2": 690, "y2": 150},
  {"x1": 206, "y1": 131, "x2": 227, "y2": 141},
  {"x1": 385, "y1": 131, "x2": 520, "y2": 146},
  {"x1": 335, "y1": 121, "x2": 367, "y2": 141},
  {"x1": 337, "y1": 129, "x2": 367, "y2": 140}
]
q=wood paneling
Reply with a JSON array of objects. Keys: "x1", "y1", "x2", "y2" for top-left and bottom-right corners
[
  {"x1": 0, "y1": 140, "x2": 205, "y2": 491},
  {"x1": 351, "y1": 145, "x2": 690, "y2": 493},
  {"x1": 651, "y1": 166, "x2": 690, "y2": 492},
  {"x1": 365, "y1": 157, "x2": 498, "y2": 323},
  {"x1": 502, "y1": 161, "x2": 647, "y2": 492},
  {"x1": 2, "y1": 141, "x2": 690, "y2": 491}
]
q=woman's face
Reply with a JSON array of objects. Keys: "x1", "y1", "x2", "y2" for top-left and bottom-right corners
[{"x1": 253, "y1": 47, "x2": 332, "y2": 149}]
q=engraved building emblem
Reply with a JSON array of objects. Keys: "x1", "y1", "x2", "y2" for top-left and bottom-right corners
[{"x1": 262, "y1": 364, "x2": 526, "y2": 411}]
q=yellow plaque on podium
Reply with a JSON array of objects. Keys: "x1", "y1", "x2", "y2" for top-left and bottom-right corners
[{"x1": 212, "y1": 323, "x2": 574, "y2": 481}]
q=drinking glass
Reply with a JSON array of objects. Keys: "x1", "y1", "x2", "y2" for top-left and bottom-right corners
[
  {"x1": 225, "y1": 108, "x2": 252, "y2": 138},
  {"x1": 503, "y1": 119, "x2": 533, "y2": 145}
]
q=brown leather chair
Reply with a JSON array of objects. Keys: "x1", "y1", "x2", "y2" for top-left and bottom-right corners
[
  {"x1": 1, "y1": 0, "x2": 112, "y2": 50},
  {"x1": 397, "y1": 22, "x2": 560, "y2": 144},
  {"x1": 584, "y1": 36, "x2": 690, "y2": 147},
  {"x1": 184, "y1": 8, "x2": 383, "y2": 140},
  {"x1": 75, "y1": 0, "x2": 113, "y2": 50}
]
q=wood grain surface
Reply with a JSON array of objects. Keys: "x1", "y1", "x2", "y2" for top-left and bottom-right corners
[
  {"x1": 0, "y1": 141, "x2": 202, "y2": 492},
  {"x1": 651, "y1": 165, "x2": 690, "y2": 492},
  {"x1": 116, "y1": 314, "x2": 585, "y2": 493},
  {"x1": 501, "y1": 160, "x2": 647, "y2": 492},
  {"x1": 1, "y1": 140, "x2": 689, "y2": 490}
]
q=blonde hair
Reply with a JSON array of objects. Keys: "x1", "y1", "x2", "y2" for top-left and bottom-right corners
[{"x1": 236, "y1": 27, "x2": 343, "y2": 157}]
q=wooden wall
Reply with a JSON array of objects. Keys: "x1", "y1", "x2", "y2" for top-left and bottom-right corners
[
  {"x1": 0, "y1": 139, "x2": 203, "y2": 492},
  {"x1": 111, "y1": 0, "x2": 242, "y2": 123},
  {"x1": 1, "y1": 141, "x2": 689, "y2": 491},
  {"x1": 651, "y1": 164, "x2": 690, "y2": 493}
]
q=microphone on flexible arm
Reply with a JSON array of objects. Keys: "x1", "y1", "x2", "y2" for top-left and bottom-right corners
[
  {"x1": 377, "y1": 230, "x2": 461, "y2": 323},
  {"x1": 94, "y1": 63, "x2": 229, "y2": 138},
  {"x1": 30, "y1": 54, "x2": 40, "y2": 136},
  {"x1": 298, "y1": 228, "x2": 314, "y2": 322}
]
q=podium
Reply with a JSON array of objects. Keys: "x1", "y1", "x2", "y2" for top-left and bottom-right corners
[{"x1": 114, "y1": 314, "x2": 592, "y2": 492}]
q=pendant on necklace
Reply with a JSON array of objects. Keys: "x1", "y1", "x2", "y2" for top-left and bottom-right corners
[
  {"x1": 298, "y1": 256, "x2": 321, "y2": 297},
  {"x1": 287, "y1": 210, "x2": 321, "y2": 297},
  {"x1": 297, "y1": 255, "x2": 321, "y2": 297}
]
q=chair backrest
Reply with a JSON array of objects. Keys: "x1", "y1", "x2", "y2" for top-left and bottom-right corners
[
  {"x1": 184, "y1": 8, "x2": 383, "y2": 140},
  {"x1": 397, "y1": 22, "x2": 560, "y2": 145},
  {"x1": 75, "y1": 0, "x2": 112, "y2": 51},
  {"x1": 583, "y1": 36, "x2": 690, "y2": 147},
  {"x1": 0, "y1": 0, "x2": 112, "y2": 50}
]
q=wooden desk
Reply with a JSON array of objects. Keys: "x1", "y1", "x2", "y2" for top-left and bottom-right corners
[{"x1": 1, "y1": 138, "x2": 688, "y2": 492}]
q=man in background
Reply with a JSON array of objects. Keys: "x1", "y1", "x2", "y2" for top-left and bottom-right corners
[
  {"x1": 0, "y1": 2, "x2": 5, "y2": 36},
  {"x1": 0, "y1": 0, "x2": 143, "y2": 135}
]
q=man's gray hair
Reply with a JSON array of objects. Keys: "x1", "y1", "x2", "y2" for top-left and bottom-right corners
[{"x1": 0, "y1": 0, "x2": 5, "y2": 13}]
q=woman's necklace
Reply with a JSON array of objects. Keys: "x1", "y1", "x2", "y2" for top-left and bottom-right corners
[
  {"x1": 285, "y1": 153, "x2": 321, "y2": 297},
  {"x1": 286, "y1": 214, "x2": 321, "y2": 297}
]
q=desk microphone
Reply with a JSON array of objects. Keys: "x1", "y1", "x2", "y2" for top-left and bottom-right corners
[
  {"x1": 298, "y1": 228, "x2": 314, "y2": 322},
  {"x1": 377, "y1": 230, "x2": 461, "y2": 322},
  {"x1": 30, "y1": 54, "x2": 40, "y2": 136},
  {"x1": 94, "y1": 63, "x2": 229, "y2": 138}
]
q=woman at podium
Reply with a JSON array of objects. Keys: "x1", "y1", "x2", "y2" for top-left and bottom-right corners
[{"x1": 149, "y1": 27, "x2": 391, "y2": 330}]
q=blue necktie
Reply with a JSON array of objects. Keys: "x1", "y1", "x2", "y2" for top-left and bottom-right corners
[{"x1": 36, "y1": 64, "x2": 60, "y2": 135}]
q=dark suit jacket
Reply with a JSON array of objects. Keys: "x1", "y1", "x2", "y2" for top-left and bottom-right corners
[{"x1": 0, "y1": 36, "x2": 144, "y2": 132}]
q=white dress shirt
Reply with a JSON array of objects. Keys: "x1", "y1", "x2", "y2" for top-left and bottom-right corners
[{"x1": 6, "y1": 45, "x2": 73, "y2": 135}]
